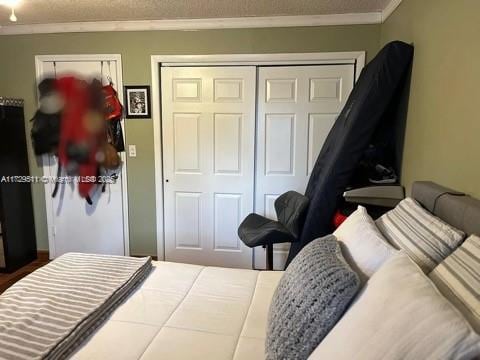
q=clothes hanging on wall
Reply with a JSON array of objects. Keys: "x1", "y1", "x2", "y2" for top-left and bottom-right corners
[{"x1": 30, "y1": 75, "x2": 125, "y2": 203}]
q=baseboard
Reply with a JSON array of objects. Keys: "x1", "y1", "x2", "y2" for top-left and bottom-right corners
[
  {"x1": 132, "y1": 254, "x2": 158, "y2": 261},
  {"x1": 37, "y1": 250, "x2": 50, "y2": 262}
]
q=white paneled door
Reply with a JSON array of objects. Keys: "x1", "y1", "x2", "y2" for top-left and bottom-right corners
[
  {"x1": 36, "y1": 57, "x2": 128, "y2": 258},
  {"x1": 255, "y1": 65, "x2": 355, "y2": 269},
  {"x1": 161, "y1": 66, "x2": 256, "y2": 268}
]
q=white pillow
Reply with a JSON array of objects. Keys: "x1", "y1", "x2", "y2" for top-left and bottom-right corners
[
  {"x1": 333, "y1": 206, "x2": 397, "y2": 282},
  {"x1": 308, "y1": 253, "x2": 480, "y2": 360}
]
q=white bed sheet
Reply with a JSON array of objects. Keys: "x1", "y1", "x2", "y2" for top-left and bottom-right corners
[{"x1": 71, "y1": 261, "x2": 282, "y2": 360}]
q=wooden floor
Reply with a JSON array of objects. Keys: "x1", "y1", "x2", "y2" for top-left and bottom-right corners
[{"x1": 0, "y1": 252, "x2": 49, "y2": 294}]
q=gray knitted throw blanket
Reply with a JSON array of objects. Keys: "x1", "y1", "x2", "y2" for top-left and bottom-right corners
[{"x1": 266, "y1": 235, "x2": 360, "y2": 360}]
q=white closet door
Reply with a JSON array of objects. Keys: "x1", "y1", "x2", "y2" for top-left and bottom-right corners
[
  {"x1": 38, "y1": 59, "x2": 127, "y2": 258},
  {"x1": 161, "y1": 66, "x2": 256, "y2": 268},
  {"x1": 256, "y1": 65, "x2": 355, "y2": 269}
]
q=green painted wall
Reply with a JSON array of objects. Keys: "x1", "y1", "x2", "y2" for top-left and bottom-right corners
[
  {"x1": 0, "y1": 26, "x2": 380, "y2": 255},
  {"x1": 381, "y1": 0, "x2": 480, "y2": 197}
]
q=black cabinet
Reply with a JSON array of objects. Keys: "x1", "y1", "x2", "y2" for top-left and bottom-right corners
[{"x1": 0, "y1": 98, "x2": 37, "y2": 273}]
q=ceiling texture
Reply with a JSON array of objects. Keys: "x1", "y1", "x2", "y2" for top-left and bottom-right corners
[{"x1": 0, "y1": 0, "x2": 393, "y2": 26}]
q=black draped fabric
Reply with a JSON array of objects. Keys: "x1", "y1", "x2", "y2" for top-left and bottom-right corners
[{"x1": 286, "y1": 41, "x2": 414, "y2": 266}]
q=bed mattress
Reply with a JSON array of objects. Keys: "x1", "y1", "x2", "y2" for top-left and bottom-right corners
[{"x1": 71, "y1": 261, "x2": 282, "y2": 360}]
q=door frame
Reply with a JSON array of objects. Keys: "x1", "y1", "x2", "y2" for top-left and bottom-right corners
[
  {"x1": 34, "y1": 54, "x2": 130, "y2": 258},
  {"x1": 151, "y1": 51, "x2": 365, "y2": 262}
]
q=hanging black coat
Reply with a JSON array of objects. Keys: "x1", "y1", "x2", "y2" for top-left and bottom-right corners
[{"x1": 286, "y1": 41, "x2": 414, "y2": 266}]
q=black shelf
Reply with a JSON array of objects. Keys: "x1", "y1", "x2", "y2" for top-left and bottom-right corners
[{"x1": 0, "y1": 101, "x2": 37, "y2": 273}]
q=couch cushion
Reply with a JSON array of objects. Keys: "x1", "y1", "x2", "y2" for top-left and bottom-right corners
[
  {"x1": 309, "y1": 253, "x2": 480, "y2": 360},
  {"x1": 376, "y1": 197, "x2": 465, "y2": 272},
  {"x1": 430, "y1": 234, "x2": 480, "y2": 332},
  {"x1": 266, "y1": 235, "x2": 360, "y2": 360}
]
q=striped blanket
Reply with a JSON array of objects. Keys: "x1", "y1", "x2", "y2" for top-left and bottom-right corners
[{"x1": 0, "y1": 253, "x2": 152, "y2": 360}]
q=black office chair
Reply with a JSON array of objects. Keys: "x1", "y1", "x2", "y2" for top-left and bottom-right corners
[{"x1": 238, "y1": 191, "x2": 309, "y2": 270}]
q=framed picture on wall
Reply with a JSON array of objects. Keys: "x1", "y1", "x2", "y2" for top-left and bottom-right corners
[{"x1": 124, "y1": 85, "x2": 151, "y2": 119}]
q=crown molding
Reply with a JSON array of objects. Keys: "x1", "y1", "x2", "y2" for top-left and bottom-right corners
[
  {"x1": 0, "y1": 13, "x2": 383, "y2": 35},
  {"x1": 0, "y1": 1, "x2": 402, "y2": 35},
  {"x1": 382, "y1": 0, "x2": 403, "y2": 22}
]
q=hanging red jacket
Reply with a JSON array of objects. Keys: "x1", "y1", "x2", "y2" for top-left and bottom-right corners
[{"x1": 56, "y1": 77, "x2": 104, "y2": 199}]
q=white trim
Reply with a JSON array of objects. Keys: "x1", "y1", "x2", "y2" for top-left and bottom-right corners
[
  {"x1": 382, "y1": 0, "x2": 403, "y2": 22},
  {"x1": 151, "y1": 55, "x2": 165, "y2": 261},
  {"x1": 151, "y1": 51, "x2": 365, "y2": 262},
  {"x1": 355, "y1": 52, "x2": 366, "y2": 81},
  {"x1": 34, "y1": 54, "x2": 130, "y2": 258},
  {"x1": 157, "y1": 52, "x2": 365, "y2": 67},
  {"x1": 34, "y1": 59, "x2": 56, "y2": 258},
  {"x1": 1, "y1": 13, "x2": 383, "y2": 35},
  {"x1": 35, "y1": 54, "x2": 123, "y2": 62}
]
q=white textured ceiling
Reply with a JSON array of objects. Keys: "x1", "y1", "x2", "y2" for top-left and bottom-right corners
[{"x1": 0, "y1": 0, "x2": 392, "y2": 26}]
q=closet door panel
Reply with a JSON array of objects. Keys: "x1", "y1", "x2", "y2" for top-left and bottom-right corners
[
  {"x1": 213, "y1": 113, "x2": 242, "y2": 174},
  {"x1": 255, "y1": 65, "x2": 355, "y2": 269},
  {"x1": 307, "y1": 114, "x2": 338, "y2": 175},
  {"x1": 162, "y1": 66, "x2": 256, "y2": 268}
]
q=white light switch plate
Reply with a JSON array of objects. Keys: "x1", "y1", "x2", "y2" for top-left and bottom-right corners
[{"x1": 128, "y1": 145, "x2": 137, "y2": 157}]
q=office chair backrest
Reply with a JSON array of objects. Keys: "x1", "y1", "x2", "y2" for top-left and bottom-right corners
[{"x1": 274, "y1": 191, "x2": 310, "y2": 239}]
